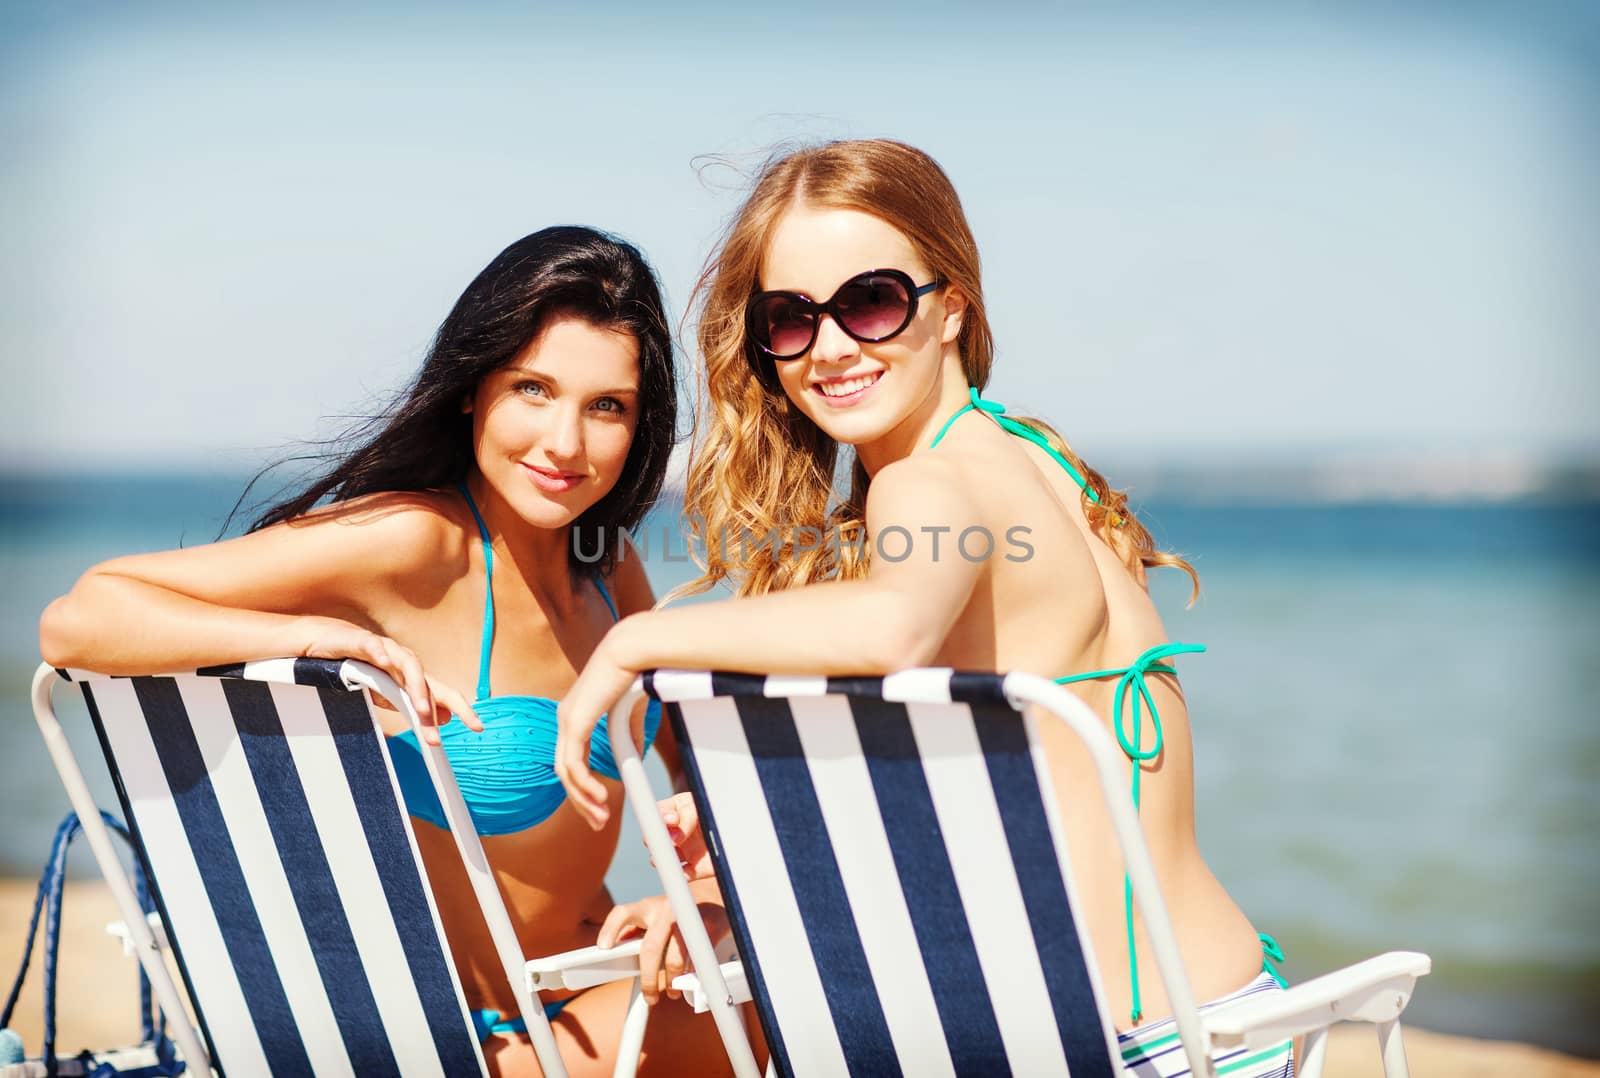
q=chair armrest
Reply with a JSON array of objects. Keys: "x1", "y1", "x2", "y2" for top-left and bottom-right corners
[
  {"x1": 105, "y1": 912, "x2": 168, "y2": 957},
  {"x1": 1206, "y1": 951, "x2": 1432, "y2": 1052},
  {"x1": 671, "y1": 958, "x2": 750, "y2": 1014},
  {"x1": 526, "y1": 939, "x2": 643, "y2": 992}
]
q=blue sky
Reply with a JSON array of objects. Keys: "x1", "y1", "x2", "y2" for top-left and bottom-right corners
[{"x1": 3, "y1": 2, "x2": 1597, "y2": 476}]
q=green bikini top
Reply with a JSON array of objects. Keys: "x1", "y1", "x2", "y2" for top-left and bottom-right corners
[{"x1": 928, "y1": 386, "x2": 1207, "y2": 1025}]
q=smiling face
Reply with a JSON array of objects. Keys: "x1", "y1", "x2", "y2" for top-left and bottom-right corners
[
  {"x1": 467, "y1": 315, "x2": 641, "y2": 531},
  {"x1": 759, "y1": 203, "x2": 966, "y2": 458}
]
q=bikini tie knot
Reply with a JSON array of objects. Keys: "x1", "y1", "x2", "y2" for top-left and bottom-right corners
[
  {"x1": 1109, "y1": 642, "x2": 1207, "y2": 765},
  {"x1": 1259, "y1": 932, "x2": 1289, "y2": 987}
]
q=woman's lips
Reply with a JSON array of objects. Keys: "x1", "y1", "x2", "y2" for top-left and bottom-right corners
[{"x1": 522, "y1": 463, "x2": 585, "y2": 493}]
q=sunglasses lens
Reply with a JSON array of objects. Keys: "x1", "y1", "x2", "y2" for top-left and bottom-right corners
[
  {"x1": 835, "y1": 273, "x2": 913, "y2": 341},
  {"x1": 751, "y1": 294, "x2": 816, "y2": 358}
]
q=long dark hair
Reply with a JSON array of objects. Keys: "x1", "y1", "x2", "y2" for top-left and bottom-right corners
[{"x1": 248, "y1": 225, "x2": 676, "y2": 579}]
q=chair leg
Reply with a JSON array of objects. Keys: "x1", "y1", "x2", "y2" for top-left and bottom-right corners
[
  {"x1": 1297, "y1": 1027, "x2": 1329, "y2": 1078},
  {"x1": 1377, "y1": 1020, "x2": 1410, "y2": 1078},
  {"x1": 612, "y1": 981, "x2": 650, "y2": 1078}
]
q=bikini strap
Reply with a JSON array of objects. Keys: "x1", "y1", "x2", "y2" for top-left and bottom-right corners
[
  {"x1": 594, "y1": 575, "x2": 620, "y2": 622},
  {"x1": 457, "y1": 483, "x2": 496, "y2": 701},
  {"x1": 928, "y1": 386, "x2": 1103, "y2": 506},
  {"x1": 926, "y1": 386, "x2": 1000, "y2": 448},
  {"x1": 1056, "y1": 640, "x2": 1206, "y2": 1024}
]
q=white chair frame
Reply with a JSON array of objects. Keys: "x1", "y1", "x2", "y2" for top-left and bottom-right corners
[
  {"x1": 32, "y1": 660, "x2": 657, "y2": 1078},
  {"x1": 605, "y1": 669, "x2": 1430, "y2": 1078}
]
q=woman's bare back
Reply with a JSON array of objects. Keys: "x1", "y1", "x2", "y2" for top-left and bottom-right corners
[{"x1": 923, "y1": 413, "x2": 1262, "y2": 1029}]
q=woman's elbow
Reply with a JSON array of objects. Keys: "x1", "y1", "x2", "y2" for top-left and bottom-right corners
[
  {"x1": 39, "y1": 570, "x2": 115, "y2": 668},
  {"x1": 863, "y1": 599, "x2": 944, "y2": 673},
  {"x1": 39, "y1": 592, "x2": 86, "y2": 668}
]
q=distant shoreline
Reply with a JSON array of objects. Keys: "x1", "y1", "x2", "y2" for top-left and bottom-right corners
[{"x1": 5, "y1": 469, "x2": 1600, "y2": 510}]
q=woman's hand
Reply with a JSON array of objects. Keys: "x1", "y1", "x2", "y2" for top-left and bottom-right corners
[
  {"x1": 555, "y1": 622, "x2": 642, "y2": 828},
  {"x1": 296, "y1": 616, "x2": 480, "y2": 744},
  {"x1": 596, "y1": 889, "x2": 731, "y2": 1006},
  {"x1": 657, "y1": 793, "x2": 715, "y2": 881}
]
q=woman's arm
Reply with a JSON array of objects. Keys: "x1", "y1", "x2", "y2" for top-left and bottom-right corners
[
  {"x1": 557, "y1": 455, "x2": 985, "y2": 827},
  {"x1": 599, "y1": 532, "x2": 735, "y2": 999},
  {"x1": 38, "y1": 492, "x2": 479, "y2": 733},
  {"x1": 603, "y1": 532, "x2": 685, "y2": 785}
]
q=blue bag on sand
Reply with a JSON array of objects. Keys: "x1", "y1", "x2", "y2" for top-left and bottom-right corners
[{"x1": 0, "y1": 812, "x2": 184, "y2": 1078}]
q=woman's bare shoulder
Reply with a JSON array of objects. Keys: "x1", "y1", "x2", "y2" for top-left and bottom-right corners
[
  {"x1": 289, "y1": 489, "x2": 473, "y2": 579},
  {"x1": 888, "y1": 429, "x2": 1104, "y2": 584},
  {"x1": 866, "y1": 451, "x2": 977, "y2": 513}
]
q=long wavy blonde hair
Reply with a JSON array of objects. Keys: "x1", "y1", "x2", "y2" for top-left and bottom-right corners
[{"x1": 669, "y1": 139, "x2": 1197, "y2": 601}]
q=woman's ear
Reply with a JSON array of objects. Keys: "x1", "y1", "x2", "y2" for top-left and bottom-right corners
[{"x1": 939, "y1": 286, "x2": 968, "y2": 346}]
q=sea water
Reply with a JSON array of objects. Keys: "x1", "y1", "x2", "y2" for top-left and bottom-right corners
[{"x1": 2, "y1": 474, "x2": 1595, "y2": 1055}]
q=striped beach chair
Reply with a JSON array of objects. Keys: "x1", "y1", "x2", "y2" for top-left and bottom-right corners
[
  {"x1": 30, "y1": 658, "x2": 645, "y2": 1078},
  {"x1": 606, "y1": 669, "x2": 1432, "y2": 1078}
]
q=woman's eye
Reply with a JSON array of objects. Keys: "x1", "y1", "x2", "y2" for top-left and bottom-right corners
[
  {"x1": 593, "y1": 397, "x2": 626, "y2": 415},
  {"x1": 515, "y1": 381, "x2": 547, "y2": 397}
]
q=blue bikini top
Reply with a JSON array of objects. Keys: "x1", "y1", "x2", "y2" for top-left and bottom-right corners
[{"x1": 386, "y1": 486, "x2": 661, "y2": 836}]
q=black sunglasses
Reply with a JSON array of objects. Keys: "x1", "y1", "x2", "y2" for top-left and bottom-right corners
[{"x1": 746, "y1": 268, "x2": 944, "y2": 361}]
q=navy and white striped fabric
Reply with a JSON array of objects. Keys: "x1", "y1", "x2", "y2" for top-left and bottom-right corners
[
  {"x1": 59, "y1": 660, "x2": 487, "y2": 1078},
  {"x1": 645, "y1": 668, "x2": 1123, "y2": 1078}
]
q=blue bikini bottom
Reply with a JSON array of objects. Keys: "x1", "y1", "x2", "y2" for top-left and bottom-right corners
[{"x1": 471, "y1": 993, "x2": 579, "y2": 1042}]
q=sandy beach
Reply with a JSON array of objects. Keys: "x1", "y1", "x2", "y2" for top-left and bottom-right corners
[{"x1": 0, "y1": 880, "x2": 1592, "y2": 1076}]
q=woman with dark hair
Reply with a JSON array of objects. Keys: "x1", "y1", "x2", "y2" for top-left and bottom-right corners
[{"x1": 41, "y1": 226, "x2": 736, "y2": 1077}]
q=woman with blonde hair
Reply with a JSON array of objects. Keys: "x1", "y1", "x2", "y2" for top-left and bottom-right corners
[{"x1": 557, "y1": 141, "x2": 1293, "y2": 1076}]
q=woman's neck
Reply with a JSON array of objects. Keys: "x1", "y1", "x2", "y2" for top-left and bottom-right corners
[
  {"x1": 856, "y1": 351, "x2": 974, "y2": 476},
  {"x1": 463, "y1": 475, "x2": 585, "y2": 613}
]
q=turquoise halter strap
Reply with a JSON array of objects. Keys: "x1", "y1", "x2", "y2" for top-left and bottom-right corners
[
  {"x1": 1056, "y1": 640, "x2": 1206, "y2": 1024},
  {"x1": 457, "y1": 483, "x2": 497, "y2": 702},
  {"x1": 455, "y1": 482, "x2": 621, "y2": 701},
  {"x1": 928, "y1": 386, "x2": 1102, "y2": 505}
]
